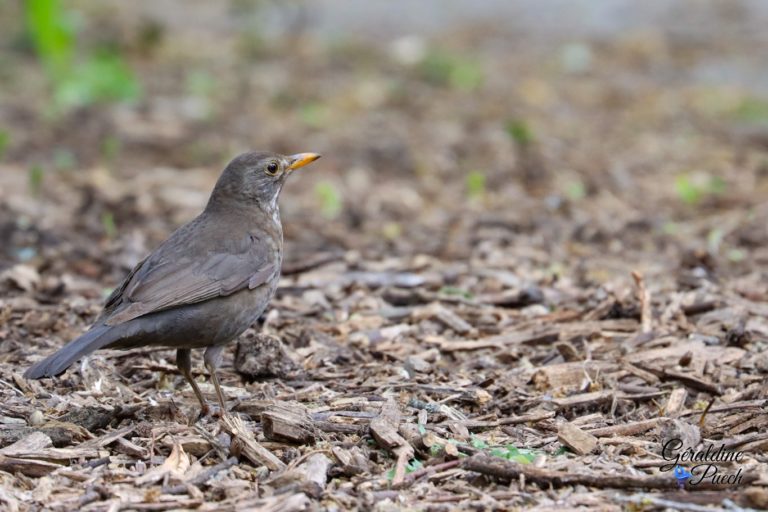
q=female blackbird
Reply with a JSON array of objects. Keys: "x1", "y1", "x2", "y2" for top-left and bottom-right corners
[{"x1": 24, "y1": 151, "x2": 321, "y2": 415}]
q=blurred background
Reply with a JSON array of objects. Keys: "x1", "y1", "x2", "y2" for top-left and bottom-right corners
[{"x1": 1, "y1": 0, "x2": 767, "y2": 291}]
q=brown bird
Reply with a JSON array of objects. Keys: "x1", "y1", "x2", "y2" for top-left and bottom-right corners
[{"x1": 24, "y1": 151, "x2": 321, "y2": 415}]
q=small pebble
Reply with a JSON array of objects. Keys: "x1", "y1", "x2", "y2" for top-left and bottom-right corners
[{"x1": 28, "y1": 410, "x2": 44, "y2": 426}]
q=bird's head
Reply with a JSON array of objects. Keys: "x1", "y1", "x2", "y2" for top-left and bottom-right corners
[{"x1": 207, "y1": 151, "x2": 321, "y2": 212}]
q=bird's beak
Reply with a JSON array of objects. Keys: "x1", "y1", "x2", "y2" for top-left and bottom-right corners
[{"x1": 287, "y1": 153, "x2": 321, "y2": 171}]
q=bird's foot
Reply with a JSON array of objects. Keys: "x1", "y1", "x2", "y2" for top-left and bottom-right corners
[{"x1": 192, "y1": 403, "x2": 232, "y2": 423}]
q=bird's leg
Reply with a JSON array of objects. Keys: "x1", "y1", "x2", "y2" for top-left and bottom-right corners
[
  {"x1": 176, "y1": 348, "x2": 210, "y2": 417},
  {"x1": 203, "y1": 345, "x2": 228, "y2": 413}
]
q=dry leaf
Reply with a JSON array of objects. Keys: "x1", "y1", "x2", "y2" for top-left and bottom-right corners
[{"x1": 136, "y1": 442, "x2": 190, "y2": 485}]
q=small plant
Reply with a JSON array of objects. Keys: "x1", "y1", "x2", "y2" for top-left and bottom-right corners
[
  {"x1": 733, "y1": 96, "x2": 768, "y2": 124},
  {"x1": 314, "y1": 182, "x2": 342, "y2": 218},
  {"x1": 0, "y1": 130, "x2": 9, "y2": 159},
  {"x1": 25, "y1": 0, "x2": 140, "y2": 111},
  {"x1": 387, "y1": 458, "x2": 423, "y2": 480},
  {"x1": 489, "y1": 444, "x2": 539, "y2": 464},
  {"x1": 28, "y1": 165, "x2": 44, "y2": 195},
  {"x1": 466, "y1": 170, "x2": 486, "y2": 201},
  {"x1": 419, "y1": 50, "x2": 483, "y2": 91},
  {"x1": 53, "y1": 148, "x2": 75, "y2": 170},
  {"x1": 101, "y1": 136, "x2": 121, "y2": 164},
  {"x1": 382, "y1": 222, "x2": 402, "y2": 241},
  {"x1": 101, "y1": 211, "x2": 117, "y2": 238},
  {"x1": 565, "y1": 180, "x2": 587, "y2": 201},
  {"x1": 675, "y1": 174, "x2": 726, "y2": 205},
  {"x1": 505, "y1": 119, "x2": 535, "y2": 146},
  {"x1": 299, "y1": 102, "x2": 329, "y2": 128},
  {"x1": 470, "y1": 436, "x2": 488, "y2": 449},
  {"x1": 438, "y1": 286, "x2": 473, "y2": 300}
]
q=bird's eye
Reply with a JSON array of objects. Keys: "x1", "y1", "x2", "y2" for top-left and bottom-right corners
[{"x1": 265, "y1": 161, "x2": 280, "y2": 175}]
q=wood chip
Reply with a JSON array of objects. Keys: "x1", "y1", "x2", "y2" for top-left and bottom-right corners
[
  {"x1": 261, "y1": 401, "x2": 317, "y2": 444},
  {"x1": 664, "y1": 388, "x2": 688, "y2": 417},
  {"x1": 221, "y1": 414, "x2": 285, "y2": 471},
  {"x1": 557, "y1": 422, "x2": 599, "y2": 455}
]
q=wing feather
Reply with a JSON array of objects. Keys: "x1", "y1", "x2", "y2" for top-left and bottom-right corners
[{"x1": 102, "y1": 227, "x2": 277, "y2": 326}]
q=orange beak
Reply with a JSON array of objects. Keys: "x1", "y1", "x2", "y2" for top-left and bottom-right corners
[{"x1": 287, "y1": 153, "x2": 321, "y2": 171}]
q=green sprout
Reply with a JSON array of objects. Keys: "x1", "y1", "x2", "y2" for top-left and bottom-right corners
[
  {"x1": 0, "y1": 130, "x2": 9, "y2": 159},
  {"x1": 489, "y1": 444, "x2": 539, "y2": 464},
  {"x1": 675, "y1": 174, "x2": 726, "y2": 205},
  {"x1": 299, "y1": 102, "x2": 329, "y2": 128},
  {"x1": 386, "y1": 458, "x2": 423, "y2": 480},
  {"x1": 25, "y1": 0, "x2": 140, "y2": 111},
  {"x1": 314, "y1": 182, "x2": 342, "y2": 218},
  {"x1": 733, "y1": 97, "x2": 768, "y2": 124},
  {"x1": 53, "y1": 148, "x2": 75, "y2": 170},
  {"x1": 505, "y1": 119, "x2": 535, "y2": 146},
  {"x1": 101, "y1": 136, "x2": 121, "y2": 164},
  {"x1": 438, "y1": 286, "x2": 473, "y2": 300},
  {"x1": 466, "y1": 170, "x2": 486, "y2": 201},
  {"x1": 28, "y1": 165, "x2": 44, "y2": 195},
  {"x1": 101, "y1": 211, "x2": 117, "y2": 238},
  {"x1": 419, "y1": 50, "x2": 483, "y2": 91},
  {"x1": 565, "y1": 180, "x2": 587, "y2": 201}
]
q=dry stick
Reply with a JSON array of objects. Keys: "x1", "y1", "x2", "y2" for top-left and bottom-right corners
[
  {"x1": 220, "y1": 414, "x2": 285, "y2": 471},
  {"x1": 632, "y1": 270, "x2": 653, "y2": 334},
  {"x1": 699, "y1": 397, "x2": 716, "y2": 427},
  {"x1": 461, "y1": 455, "x2": 760, "y2": 491},
  {"x1": 392, "y1": 446, "x2": 412, "y2": 487},
  {"x1": 394, "y1": 459, "x2": 462, "y2": 489},
  {"x1": 163, "y1": 456, "x2": 238, "y2": 495}
]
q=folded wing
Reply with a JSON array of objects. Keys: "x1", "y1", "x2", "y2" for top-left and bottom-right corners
[{"x1": 102, "y1": 230, "x2": 277, "y2": 326}]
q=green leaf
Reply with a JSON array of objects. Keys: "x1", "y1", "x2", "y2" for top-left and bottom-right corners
[
  {"x1": 733, "y1": 97, "x2": 768, "y2": 124},
  {"x1": 470, "y1": 436, "x2": 488, "y2": 449},
  {"x1": 565, "y1": 181, "x2": 586, "y2": 201},
  {"x1": 407, "y1": 459, "x2": 423, "y2": 472},
  {"x1": 55, "y1": 51, "x2": 140, "y2": 108},
  {"x1": 0, "y1": 130, "x2": 9, "y2": 160},
  {"x1": 25, "y1": 0, "x2": 75, "y2": 77},
  {"x1": 300, "y1": 102, "x2": 329, "y2": 128},
  {"x1": 675, "y1": 175, "x2": 701, "y2": 205},
  {"x1": 387, "y1": 458, "x2": 423, "y2": 481},
  {"x1": 466, "y1": 170, "x2": 486, "y2": 200},
  {"x1": 420, "y1": 51, "x2": 483, "y2": 91},
  {"x1": 314, "y1": 182, "x2": 342, "y2": 219},
  {"x1": 505, "y1": 119, "x2": 534, "y2": 145},
  {"x1": 102, "y1": 136, "x2": 121, "y2": 163},
  {"x1": 53, "y1": 148, "x2": 75, "y2": 169},
  {"x1": 28, "y1": 165, "x2": 44, "y2": 195},
  {"x1": 101, "y1": 211, "x2": 117, "y2": 238},
  {"x1": 438, "y1": 286, "x2": 473, "y2": 299}
]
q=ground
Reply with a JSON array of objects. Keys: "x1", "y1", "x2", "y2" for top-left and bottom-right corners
[{"x1": 0, "y1": 2, "x2": 767, "y2": 511}]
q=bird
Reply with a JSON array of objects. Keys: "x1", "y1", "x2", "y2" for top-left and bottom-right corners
[{"x1": 24, "y1": 151, "x2": 321, "y2": 416}]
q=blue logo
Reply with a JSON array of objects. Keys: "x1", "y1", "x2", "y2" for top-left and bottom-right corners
[{"x1": 673, "y1": 465, "x2": 693, "y2": 488}]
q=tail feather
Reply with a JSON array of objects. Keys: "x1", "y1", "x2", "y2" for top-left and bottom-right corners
[{"x1": 24, "y1": 324, "x2": 117, "y2": 379}]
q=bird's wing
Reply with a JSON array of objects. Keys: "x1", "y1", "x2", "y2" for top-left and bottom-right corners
[{"x1": 102, "y1": 227, "x2": 277, "y2": 326}]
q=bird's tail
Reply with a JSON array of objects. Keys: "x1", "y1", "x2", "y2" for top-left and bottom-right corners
[{"x1": 24, "y1": 324, "x2": 118, "y2": 379}]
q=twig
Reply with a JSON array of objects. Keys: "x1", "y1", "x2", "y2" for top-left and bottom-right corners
[
  {"x1": 632, "y1": 270, "x2": 653, "y2": 334},
  {"x1": 162, "y1": 456, "x2": 238, "y2": 494},
  {"x1": 699, "y1": 397, "x2": 716, "y2": 426},
  {"x1": 616, "y1": 494, "x2": 755, "y2": 512},
  {"x1": 220, "y1": 414, "x2": 285, "y2": 471},
  {"x1": 394, "y1": 459, "x2": 462, "y2": 489}
]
